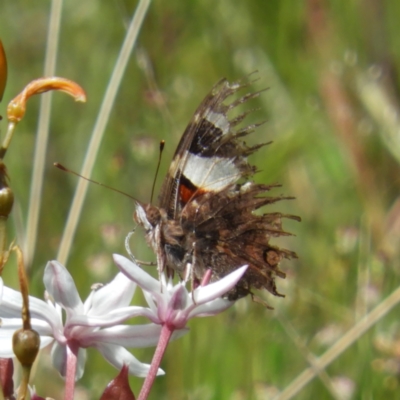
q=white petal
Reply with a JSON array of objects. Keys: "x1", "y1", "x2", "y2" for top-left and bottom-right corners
[
  {"x1": 142, "y1": 289, "x2": 159, "y2": 316},
  {"x1": 51, "y1": 342, "x2": 87, "y2": 380},
  {"x1": 96, "y1": 343, "x2": 164, "y2": 377},
  {"x1": 87, "y1": 273, "x2": 136, "y2": 316},
  {"x1": 0, "y1": 317, "x2": 54, "y2": 352},
  {"x1": 193, "y1": 265, "x2": 248, "y2": 304},
  {"x1": 188, "y1": 297, "x2": 233, "y2": 318},
  {"x1": 0, "y1": 317, "x2": 55, "y2": 340},
  {"x1": 44, "y1": 261, "x2": 84, "y2": 314},
  {"x1": 82, "y1": 324, "x2": 163, "y2": 348},
  {"x1": 38, "y1": 335, "x2": 54, "y2": 349},
  {"x1": 0, "y1": 333, "x2": 53, "y2": 363},
  {"x1": 75, "y1": 347, "x2": 87, "y2": 381},
  {"x1": 0, "y1": 330, "x2": 15, "y2": 357},
  {"x1": 0, "y1": 317, "x2": 24, "y2": 328},
  {"x1": 68, "y1": 306, "x2": 155, "y2": 328},
  {"x1": 51, "y1": 342, "x2": 67, "y2": 377},
  {"x1": 113, "y1": 254, "x2": 160, "y2": 293},
  {"x1": 30, "y1": 318, "x2": 56, "y2": 337},
  {"x1": 0, "y1": 277, "x2": 3, "y2": 300},
  {"x1": 0, "y1": 286, "x2": 62, "y2": 339},
  {"x1": 0, "y1": 286, "x2": 23, "y2": 318}
]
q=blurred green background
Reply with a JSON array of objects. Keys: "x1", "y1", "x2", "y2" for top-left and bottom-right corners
[{"x1": 1, "y1": 0, "x2": 400, "y2": 399}]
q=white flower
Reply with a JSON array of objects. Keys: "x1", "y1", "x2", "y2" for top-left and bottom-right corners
[
  {"x1": 113, "y1": 254, "x2": 248, "y2": 330},
  {"x1": 0, "y1": 261, "x2": 164, "y2": 379}
]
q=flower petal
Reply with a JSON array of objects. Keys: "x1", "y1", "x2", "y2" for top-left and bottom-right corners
[
  {"x1": 0, "y1": 317, "x2": 54, "y2": 357},
  {"x1": 51, "y1": 342, "x2": 87, "y2": 380},
  {"x1": 193, "y1": 265, "x2": 248, "y2": 304},
  {"x1": 113, "y1": 254, "x2": 160, "y2": 293},
  {"x1": 188, "y1": 297, "x2": 233, "y2": 318},
  {"x1": 51, "y1": 342, "x2": 67, "y2": 377},
  {"x1": 0, "y1": 328, "x2": 16, "y2": 357},
  {"x1": 88, "y1": 324, "x2": 188, "y2": 348},
  {"x1": 86, "y1": 273, "x2": 136, "y2": 316},
  {"x1": 81, "y1": 324, "x2": 163, "y2": 348},
  {"x1": 96, "y1": 343, "x2": 164, "y2": 377},
  {"x1": 44, "y1": 261, "x2": 84, "y2": 314},
  {"x1": 68, "y1": 306, "x2": 155, "y2": 328},
  {"x1": 0, "y1": 286, "x2": 63, "y2": 341}
]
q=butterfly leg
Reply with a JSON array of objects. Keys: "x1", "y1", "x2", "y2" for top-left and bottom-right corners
[{"x1": 125, "y1": 229, "x2": 157, "y2": 266}]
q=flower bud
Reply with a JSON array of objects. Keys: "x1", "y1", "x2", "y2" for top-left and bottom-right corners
[
  {"x1": 0, "y1": 162, "x2": 13, "y2": 217},
  {"x1": 12, "y1": 328, "x2": 40, "y2": 367},
  {"x1": 0, "y1": 186, "x2": 13, "y2": 217}
]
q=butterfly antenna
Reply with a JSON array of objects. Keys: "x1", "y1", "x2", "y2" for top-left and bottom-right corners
[
  {"x1": 150, "y1": 140, "x2": 165, "y2": 204},
  {"x1": 54, "y1": 163, "x2": 139, "y2": 202}
]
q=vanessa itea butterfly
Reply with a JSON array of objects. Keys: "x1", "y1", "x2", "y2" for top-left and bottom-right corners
[{"x1": 135, "y1": 77, "x2": 299, "y2": 300}]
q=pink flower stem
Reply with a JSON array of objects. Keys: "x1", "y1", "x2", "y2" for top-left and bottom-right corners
[
  {"x1": 64, "y1": 342, "x2": 79, "y2": 400},
  {"x1": 138, "y1": 324, "x2": 173, "y2": 400}
]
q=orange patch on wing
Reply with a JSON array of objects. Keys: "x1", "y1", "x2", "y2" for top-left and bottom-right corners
[
  {"x1": 179, "y1": 182, "x2": 208, "y2": 205},
  {"x1": 179, "y1": 183, "x2": 197, "y2": 205}
]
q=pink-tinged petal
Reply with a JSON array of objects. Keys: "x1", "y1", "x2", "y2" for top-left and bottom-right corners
[
  {"x1": 87, "y1": 273, "x2": 136, "y2": 315},
  {"x1": 96, "y1": 343, "x2": 164, "y2": 378},
  {"x1": 188, "y1": 298, "x2": 233, "y2": 318},
  {"x1": 113, "y1": 255, "x2": 160, "y2": 293},
  {"x1": 156, "y1": 285, "x2": 190, "y2": 328},
  {"x1": 44, "y1": 261, "x2": 84, "y2": 313},
  {"x1": 193, "y1": 265, "x2": 248, "y2": 304},
  {"x1": 51, "y1": 342, "x2": 87, "y2": 380},
  {"x1": 168, "y1": 285, "x2": 188, "y2": 311}
]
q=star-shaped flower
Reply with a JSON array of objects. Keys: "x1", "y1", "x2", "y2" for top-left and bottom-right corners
[
  {"x1": 113, "y1": 254, "x2": 248, "y2": 400},
  {"x1": 113, "y1": 254, "x2": 248, "y2": 330},
  {"x1": 0, "y1": 260, "x2": 164, "y2": 380}
]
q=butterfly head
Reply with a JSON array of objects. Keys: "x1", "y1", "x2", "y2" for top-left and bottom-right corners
[{"x1": 134, "y1": 202, "x2": 161, "y2": 233}]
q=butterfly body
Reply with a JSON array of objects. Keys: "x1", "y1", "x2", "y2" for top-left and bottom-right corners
[{"x1": 135, "y1": 77, "x2": 299, "y2": 300}]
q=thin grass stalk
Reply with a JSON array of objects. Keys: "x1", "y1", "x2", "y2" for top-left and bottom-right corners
[
  {"x1": 274, "y1": 283, "x2": 400, "y2": 400},
  {"x1": 57, "y1": 0, "x2": 151, "y2": 265},
  {"x1": 276, "y1": 313, "x2": 343, "y2": 400},
  {"x1": 24, "y1": 0, "x2": 63, "y2": 268}
]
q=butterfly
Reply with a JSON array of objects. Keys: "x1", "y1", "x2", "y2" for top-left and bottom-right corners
[{"x1": 134, "y1": 76, "x2": 299, "y2": 301}]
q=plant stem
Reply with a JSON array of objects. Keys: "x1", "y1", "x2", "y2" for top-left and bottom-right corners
[
  {"x1": 138, "y1": 324, "x2": 173, "y2": 400},
  {"x1": 64, "y1": 342, "x2": 79, "y2": 400}
]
